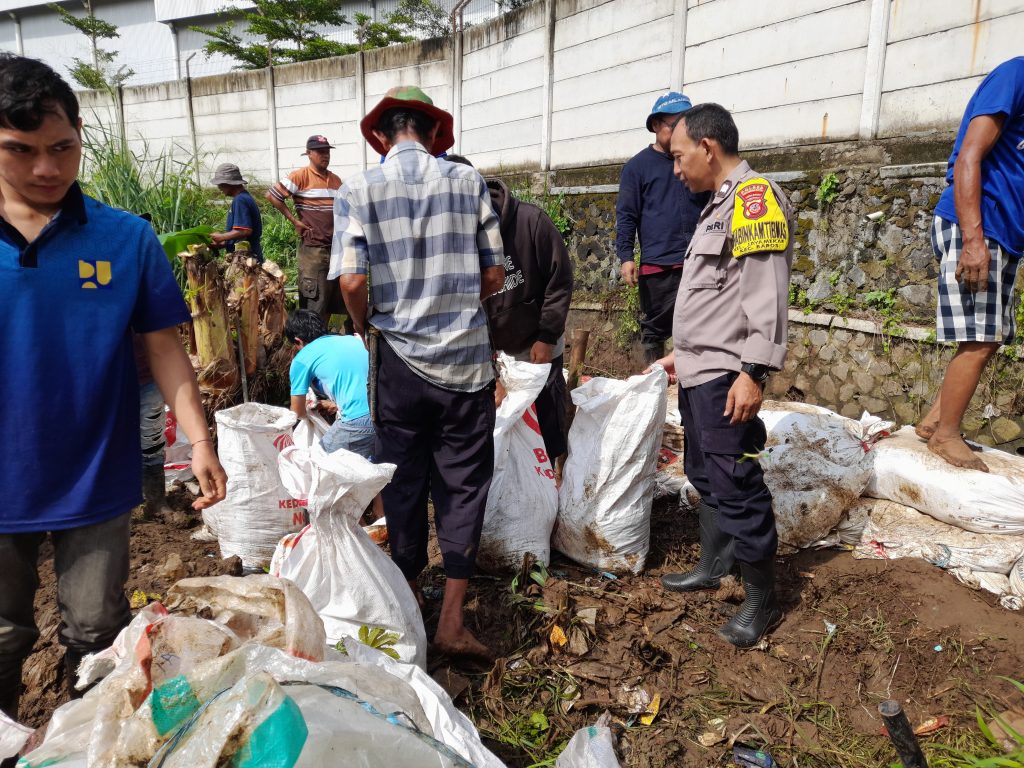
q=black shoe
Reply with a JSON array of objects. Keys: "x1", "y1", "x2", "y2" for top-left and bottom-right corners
[
  {"x1": 661, "y1": 502, "x2": 735, "y2": 592},
  {"x1": 717, "y1": 559, "x2": 783, "y2": 648}
]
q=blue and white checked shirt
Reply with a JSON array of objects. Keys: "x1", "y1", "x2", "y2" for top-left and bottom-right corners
[{"x1": 329, "y1": 141, "x2": 504, "y2": 392}]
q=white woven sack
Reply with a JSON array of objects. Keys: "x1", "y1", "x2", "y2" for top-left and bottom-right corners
[
  {"x1": 478, "y1": 355, "x2": 558, "y2": 571},
  {"x1": 866, "y1": 426, "x2": 1024, "y2": 534},
  {"x1": 554, "y1": 368, "x2": 667, "y2": 574},
  {"x1": 852, "y1": 498, "x2": 1024, "y2": 574},
  {"x1": 275, "y1": 442, "x2": 428, "y2": 668},
  {"x1": 213, "y1": 403, "x2": 302, "y2": 569}
]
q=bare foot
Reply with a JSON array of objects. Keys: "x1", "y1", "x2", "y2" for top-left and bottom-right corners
[
  {"x1": 914, "y1": 421, "x2": 936, "y2": 440},
  {"x1": 432, "y1": 626, "x2": 495, "y2": 662},
  {"x1": 927, "y1": 434, "x2": 989, "y2": 472}
]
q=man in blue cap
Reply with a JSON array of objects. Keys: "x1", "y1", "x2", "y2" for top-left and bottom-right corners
[{"x1": 617, "y1": 92, "x2": 711, "y2": 364}]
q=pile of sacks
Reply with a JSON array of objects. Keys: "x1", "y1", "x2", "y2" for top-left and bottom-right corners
[
  {"x1": 654, "y1": 401, "x2": 1024, "y2": 610},
  {"x1": 4, "y1": 575, "x2": 504, "y2": 768}
]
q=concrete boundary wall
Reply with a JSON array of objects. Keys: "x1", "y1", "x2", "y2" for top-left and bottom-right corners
[{"x1": 81, "y1": 0, "x2": 1024, "y2": 183}]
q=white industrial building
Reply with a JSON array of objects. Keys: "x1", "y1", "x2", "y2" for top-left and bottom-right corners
[{"x1": 0, "y1": 0, "x2": 502, "y2": 85}]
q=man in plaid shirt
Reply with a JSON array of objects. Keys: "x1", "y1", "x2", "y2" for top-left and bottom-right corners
[{"x1": 332, "y1": 86, "x2": 504, "y2": 660}]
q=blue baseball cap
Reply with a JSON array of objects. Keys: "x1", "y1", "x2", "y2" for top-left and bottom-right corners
[{"x1": 646, "y1": 91, "x2": 692, "y2": 131}]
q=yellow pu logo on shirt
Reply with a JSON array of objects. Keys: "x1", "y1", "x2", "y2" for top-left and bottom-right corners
[
  {"x1": 731, "y1": 177, "x2": 789, "y2": 258},
  {"x1": 79, "y1": 259, "x2": 112, "y2": 289}
]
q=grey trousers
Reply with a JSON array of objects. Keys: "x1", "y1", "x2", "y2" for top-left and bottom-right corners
[{"x1": 0, "y1": 512, "x2": 132, "y2": 703}]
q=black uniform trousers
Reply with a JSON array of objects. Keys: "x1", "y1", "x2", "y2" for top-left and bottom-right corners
[
  {"x1": 678, "y1": 373, "x2": 778, "y2": 562},
  {"x1": 374, "y1": 339, "x2": 496, "y2": 581},
  {"x1": 638, "y1": 268, "x2": 682, "y2": 346}
]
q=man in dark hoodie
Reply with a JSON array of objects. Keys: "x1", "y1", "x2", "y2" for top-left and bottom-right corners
[{"x1": 447, "y1": 155, "x2": 574, "y2": 469}]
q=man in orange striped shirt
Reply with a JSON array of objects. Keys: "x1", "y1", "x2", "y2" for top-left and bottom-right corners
[{"x1": 267, "y1": 135, "x2": 343, "y2": 320}]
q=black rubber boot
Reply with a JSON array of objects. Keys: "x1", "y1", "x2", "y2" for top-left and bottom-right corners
[
  {"x1": 141, "y1": 463, "x2": 173, "y2": 520},
  {"x1": 642, "y1": 342, "x2": 664, "y2": 367},
  {"x1": 716, "y1": 559, "x2": 783, "y2": 648},
  {"x1": 64, "y1": 648, "x2": 89, "y2": 700},
  {"x1": 0, "y1": 662, "x2": 21, "y2": 720},
  {"x1": 661, "y1": 502, "x2": 735, "y2": 592}
]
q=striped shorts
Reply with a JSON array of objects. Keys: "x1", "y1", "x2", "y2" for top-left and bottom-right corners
[{"x1": 933, "y1": 215, "x2": 1020, "y2": 344}]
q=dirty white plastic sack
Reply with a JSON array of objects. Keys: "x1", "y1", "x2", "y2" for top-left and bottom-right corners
[
  {"x1": 343, "y1": 639, "x2": 505, "y2": 768},
  {"x1": 273, "y1": 442, "x2": 428, "y2": 668},
  {"x1": 478, "y1": 355, "x2": 558, "y2": 571},
  {"x1": 0, "y1": 711, "x2": 32, "y2": 761},
  {"x1": 866, "y1": 426, "x2": 1024, "y2": 534},
  {"x1": 22, "y1": 577, "x2": 500, "y2": 768},
  {"x1": 812, "y1": 502, "x2": 870, "y2": 549},
  {"x1": 949, "y1": 568, "x2": 1022, "y2": 611},
  {"x1": 212, "y1": 403, "x2": 303, "y2": 568},
  {"x1": 555, "y1": 368, "x2": 668, "y2": 574},
  {"x1": 758, "y1": 402, "x2": 892, "y2": 550},
  {"x1": 853, "y1": 498, "x2": 1024, "y2": 574},
  {"x1": 555, "y1": 713, "x2": 619, "y2": 768}
]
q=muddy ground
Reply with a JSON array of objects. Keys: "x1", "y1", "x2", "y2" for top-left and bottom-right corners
[{"x1": 21, "y1": 488, "x2": 1024, "y2": 767}]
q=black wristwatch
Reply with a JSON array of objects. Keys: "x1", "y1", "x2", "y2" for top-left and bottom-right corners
[{"x1": 741, "y1": 362, "x2": 771, "y2": 383}]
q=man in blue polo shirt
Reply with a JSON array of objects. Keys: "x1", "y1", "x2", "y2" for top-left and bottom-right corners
[
  {"x1": 0, "y1": 54, "x2": 226, "y2": 724},
  {"x1": 916, "y1": 57, "x2": 1024, "y2": 472}
]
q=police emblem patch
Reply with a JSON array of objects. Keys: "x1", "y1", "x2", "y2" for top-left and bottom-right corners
[{"x1": 737, "y1": 182, "x2": 769, "y2": 220}]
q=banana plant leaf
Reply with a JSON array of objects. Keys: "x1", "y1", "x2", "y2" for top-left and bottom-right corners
[{"x1": 157, "y1": 225, "x2": 216, "y2": 261}]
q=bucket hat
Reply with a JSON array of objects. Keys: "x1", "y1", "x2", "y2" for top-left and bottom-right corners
[
  {"x1": 210, "y1": 162, "x2": 246, "y2": 186},
  {"x1": 360, "y1": 85, "x2": 455, "y2": 157},
  {"x1": 646, "y1": 91, "x2": 693, "y2": 132}
]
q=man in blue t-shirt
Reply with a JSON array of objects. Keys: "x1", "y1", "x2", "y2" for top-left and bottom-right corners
[
  {"x1": 917, "y1": 57, "x2": 1024, "y2": 472},
  {"x1": 210, "y1": 162, "x2": 263, "y2": 261},
  {"x1": 285, "y1": 310, "x2": 380, "y2": 516},
  {"x1": 0, "y1": 54, "x2": 227, "y2": 723}
]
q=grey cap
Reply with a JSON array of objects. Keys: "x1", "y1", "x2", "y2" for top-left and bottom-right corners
[{"x1": 210, "y1": 162, "x2": 246, "y2": 186}]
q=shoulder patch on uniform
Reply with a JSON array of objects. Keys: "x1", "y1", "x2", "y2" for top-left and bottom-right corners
[{"x1": 731, "y1": 177, "x2": 789, "y2": 258}]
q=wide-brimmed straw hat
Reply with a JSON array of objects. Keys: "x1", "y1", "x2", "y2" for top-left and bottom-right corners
[{"x1": 360, "y1": 85, "x2": 455, "y2": 157}]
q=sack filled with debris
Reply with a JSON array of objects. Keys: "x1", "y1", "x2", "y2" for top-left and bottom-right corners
[
  {"x1": 853, "y1": 497, "x2": 1024, "y2": 573},
  {"x1": 758, "y1": 402, "x2": 892, "y2": 550},
  {"x1": 17, "y1": 575, "x2": 502, "y2": 768},
  {"x1": 478, "y1": 354, "x2": 559, "y2": 571},
  {"x1": 866, "y1": 425, "x2": 1024, "y2": 534},
  {"x1": 212, "y1": 403, "x2": 305, "y2": 568},
  {"x1": 272, "y1": 441, "x2": 428, "y2": 668},
  {"x1": 555, "y1": 367, "x2": 668, "y2": 574}
]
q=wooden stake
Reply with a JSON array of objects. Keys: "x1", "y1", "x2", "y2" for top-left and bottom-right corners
[{"x1": 567, "y1": 328, "x2": 591, "y2": 391}]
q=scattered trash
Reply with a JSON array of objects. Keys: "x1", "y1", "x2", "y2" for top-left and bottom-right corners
[
  {"x1": 987, "y1": 709, "x2": 1024, "y2": 753},
  {"x1": 913, "y1": 715, "x2": 950, "y2": 736},
  {"x1": 733, "y1": 744, "x2": 779, "y2": 768},
  {"x1": 698, "y1": 717, "x2": 727, "y2": 746},
  {"x1": 639, "y1": 692, "x2": 661, "y2": 726},
  {"x1": 555, "y1": 711, "x2": 619, "y2": 767},
  {"x1": 550, "y1": 625, "x2": 568, "y2": 649},
  {"x1": 934, "y1": 645, "x2": 943, "y2": 652},
  {"x1": 363, "y1": 517, "x2": 389, "y2": 545},
  {"x1": 576, "y1": 607, "x2": 598, "y2": 628},
  {"x1": 555, "y1": 367, "x2": 668, "y2": 574}
]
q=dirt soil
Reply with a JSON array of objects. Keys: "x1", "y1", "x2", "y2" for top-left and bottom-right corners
[{"x1": 20, "y1": 493, "x2": 1024, "y2": 767}]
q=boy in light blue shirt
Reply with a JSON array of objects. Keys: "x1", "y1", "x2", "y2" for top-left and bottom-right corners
[{"x1": 286, "y1": 310, "x2": 373, "y2": 458}]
